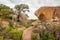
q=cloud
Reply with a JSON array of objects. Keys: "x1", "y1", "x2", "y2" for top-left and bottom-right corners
[
  {"x1": 38, "y1": 0, "x2": 60, "y2": 6},
  {"x1": 0, "y1": 0, "x2": 15, "y2": 8}
]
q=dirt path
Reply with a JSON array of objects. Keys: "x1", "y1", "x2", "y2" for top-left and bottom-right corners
[{"x1": 22, "y1": 27, "x2": 33, "y2": 40}]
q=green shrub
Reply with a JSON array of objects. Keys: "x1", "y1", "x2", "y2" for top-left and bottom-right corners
[
  {"x1": 31, "y1": 32, "x2": 40, "y2": 40},
  {"x1": 24, "y1": 23, "x2": 30, "y2": 28},
  {"x1": 2, "y1": 27, "x2": 14, "y2": 40},
  {"x1": 31, "y1": 33, "x2": 37, "y2": 40},
  {"x1": 0, "y1": 35, "x2": 3, "y2": 40},
  {"x1": 0, "y1": 26, "x2": 2, "y2": 31},
  {"x1": 41, "y1": 33, "x2": 50, "y2": 40},
  {"x1": 48, "y1": 34, "x2": 55, "y2": 40},
  {"x1": 0, "y1": 24, "x2": 3, "y2": 31},
  {"x1": 9, "y1": 29, "x2": 23, "y2": 40},
  {"x1": 4, "y1": 27, "x2": 14, "y2": 33}
]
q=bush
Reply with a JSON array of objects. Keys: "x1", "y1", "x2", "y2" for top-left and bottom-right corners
[
  {"x1": 41, "y1": 34, "x2": 54, "y2": 40},
  {"x1": 4, "y1": 27, "x2": 14, "y2": 33},
  {"x1": 0, "y1": 26, "x2": 2, "y2": 31},
  {"x1": 31, "y1": 32, "x2": 40, "y2": 40},
  {"x1": 9, "y1": 29, "x2": 23, "y2": 40},
  {"x1": 32, "y1": 22, "x2": 60, "y2": 40},
  {"x1": 31, "y1": 33, "x2": 37, "y2": 40},
  {"x1": 24, "y1": 23, "x2": 30, "y2": 28},
  {"x1": 0, "y1": 35, "x2": 3, "y2": 40}
]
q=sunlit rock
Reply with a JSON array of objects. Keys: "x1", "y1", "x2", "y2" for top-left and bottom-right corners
[{"x1": 35, "y1": 6, "x2": 60, "y2": 22}]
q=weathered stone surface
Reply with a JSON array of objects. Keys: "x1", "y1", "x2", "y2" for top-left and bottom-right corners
[
  {"x1": 31, "y1": 21, "x2": 39, "y2": 26},
  {"x1": 22, "y1": 27, "x2": 32, "y2": 40},
  {"x1": 35, "y1": 6, "x2": 60, "y2": 22},
  {"x1": 1, "y1": 20, "x2": 9, "y2": 28},
  {"x1": 19, "y1": 13, "x2": 28, "y2": 23}
]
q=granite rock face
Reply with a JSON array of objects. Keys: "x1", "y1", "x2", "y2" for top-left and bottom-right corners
[
  {"x1": 0, "y1": 20, "x2": 9, "y2": 28},
  {"x1": 35, "y1": 6, "x2": 60, "y2": 22}
]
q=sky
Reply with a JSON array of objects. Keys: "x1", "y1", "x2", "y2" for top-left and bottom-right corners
[{"x1": 0, "y1": 0, "x2": 60, "y2": 19}]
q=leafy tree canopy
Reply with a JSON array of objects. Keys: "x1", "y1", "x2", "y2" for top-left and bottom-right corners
[
  {"x1": 15, "y1": 4, "x2": 29, "y2": 12},
  {"x1": 0, "y1": 4, "x2": 14, "y2": 19}
]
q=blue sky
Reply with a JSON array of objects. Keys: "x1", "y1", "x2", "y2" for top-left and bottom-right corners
[{"x1": 0, "y1": 0, "x2": 60, "y2": 19}]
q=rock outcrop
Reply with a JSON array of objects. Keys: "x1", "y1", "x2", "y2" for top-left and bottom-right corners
[
  {"x1": 0, "y1": 20, "x2": 9, "y2": 28},
  {"x1": 35, "y1": 6, "x2": 60, "y2": 22}
]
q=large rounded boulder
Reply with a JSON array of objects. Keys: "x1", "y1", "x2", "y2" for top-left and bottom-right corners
[{"x1": 35, "y1": 6, "x2": 60, "y2": 22}]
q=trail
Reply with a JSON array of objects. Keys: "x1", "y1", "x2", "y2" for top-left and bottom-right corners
[{"x1": 22, "y1": 27, "x2": 33, "y2": 40}]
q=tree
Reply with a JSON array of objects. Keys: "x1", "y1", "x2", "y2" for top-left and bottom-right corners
[
  {"x1": 0, "y1": 4, "x2": 14, "y2": 20},
  {"x1": 15, "y1": 4, "x2": 29, "y2": 22}
]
